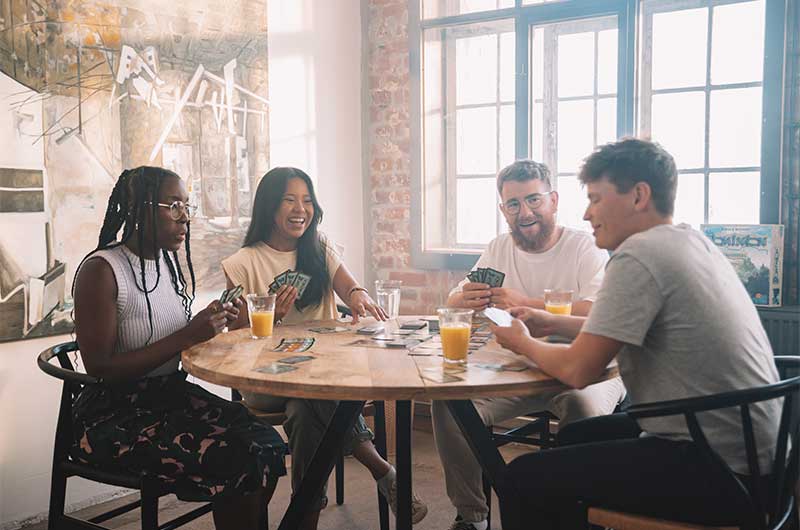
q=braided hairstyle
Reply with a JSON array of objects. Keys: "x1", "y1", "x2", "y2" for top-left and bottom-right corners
[{"x1": 73, "y1": 166, "x2": 196, "y2": 344}]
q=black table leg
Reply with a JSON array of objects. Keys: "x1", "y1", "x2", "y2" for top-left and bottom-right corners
[
  {"x1": 445, "y1": 400, "x2": 507, "y2": 490},
  {"x1": 396, "y1": 400, "x2": 413, "y2": 530},
  {"x1": 278, "y1": 400, "x2": 365, "y2": 530}
]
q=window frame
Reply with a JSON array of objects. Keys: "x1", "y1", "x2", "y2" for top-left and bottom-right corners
[{"x1": 409, "y1": 0, "x2": 786, "y2": 270}]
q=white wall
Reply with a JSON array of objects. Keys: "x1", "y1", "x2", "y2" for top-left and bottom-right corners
[{"x1": 268, "y1": 0, "x2": 366, "y2": 283}]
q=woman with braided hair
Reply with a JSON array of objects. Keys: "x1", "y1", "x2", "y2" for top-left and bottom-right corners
[{"x1": 71, "y1": 166, "x2": 286, "y2": 530}]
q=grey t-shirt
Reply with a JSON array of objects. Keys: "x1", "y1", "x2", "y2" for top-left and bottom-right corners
[{"x1": 583, "y1": 224, "x2": 780, "y2": 474}]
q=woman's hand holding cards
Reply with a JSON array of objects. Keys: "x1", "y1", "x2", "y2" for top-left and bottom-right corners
[{"x1": 274, "y1": 284, "x2": 298, "y2": 321}]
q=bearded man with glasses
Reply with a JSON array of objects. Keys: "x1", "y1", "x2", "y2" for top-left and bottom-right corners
[{"x1": 434, "y1": 160, "x2": 626, "y2": 530}]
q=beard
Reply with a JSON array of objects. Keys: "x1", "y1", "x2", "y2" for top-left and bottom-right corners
[{"x1": 510, "y1": 215, "x2": 557, "y2": 252}]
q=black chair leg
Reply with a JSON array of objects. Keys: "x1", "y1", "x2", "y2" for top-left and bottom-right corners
[
  {"x1": 47, "y1": 466, "x2": 67, "y2": 530},
  {"x1": 335, "y1": 452, "x2": 345, "y2": 505},
  {"x1": 140, "y1": 493, "x2": 159, "y2": 530}
]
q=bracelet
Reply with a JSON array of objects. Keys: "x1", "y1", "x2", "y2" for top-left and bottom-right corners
[{"x1": 348, "y1": 286, "x2": 369, "y2": 301}]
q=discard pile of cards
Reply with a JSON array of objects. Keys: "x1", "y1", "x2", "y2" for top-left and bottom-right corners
[
  {"x1": 467, "y1": 267, "x2": 505, "y2": 288},
  {"x1": 269, "y1": 269, "x2": 311, "y2": 298},
  {"x1": 219, "y1": 285, "x2": 243, "y2": 304}
]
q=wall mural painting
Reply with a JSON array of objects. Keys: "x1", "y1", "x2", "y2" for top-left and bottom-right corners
[{"x1": 0, "y1": 0, "x2": 269, "y2": 342}]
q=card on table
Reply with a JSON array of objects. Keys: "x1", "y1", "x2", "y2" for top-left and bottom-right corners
[
  {"x1": 255, "y1": 363, "x2": 298, "y2": 374},
  {"x1": 356, "y1": 325, "x2": 384, "y2": 335},
  {"x1": 272, "y1": 337, "x2": 315, "y2": 353},
  {"x1": 309, "y1": 326, "x2": 350, "y2": 334},
  {"x1": 278, "y1": 355, "x2": 315, "y2": 364}
]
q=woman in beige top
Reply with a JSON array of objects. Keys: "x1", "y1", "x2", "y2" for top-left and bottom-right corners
[{"x1": 222, "y1": 167, "x2": 427, "y2": 528}]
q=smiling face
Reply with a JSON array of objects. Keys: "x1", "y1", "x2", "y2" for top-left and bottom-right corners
[
  {"x1": 499, "y1": 178, "x2": 559, "y2": 252},
  {"x1": 273, "y1": 177, "x2": 314, "y2": 242},
  {"x1": 582, "y1": 177, "x2": 640, "y2": 251}
]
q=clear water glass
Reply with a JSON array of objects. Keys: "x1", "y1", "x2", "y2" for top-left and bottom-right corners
[{"x1": 375, "y1": 280, "x2": 402, "y2": 319}]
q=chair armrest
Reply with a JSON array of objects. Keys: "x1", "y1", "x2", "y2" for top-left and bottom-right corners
[{"x1": 38, "y1": 343, "x2": 101, "y2": 385}]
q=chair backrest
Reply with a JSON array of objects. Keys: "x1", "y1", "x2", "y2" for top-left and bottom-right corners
[
  {"x1": 38, "y1": 341, "x2": 100, "y2": 462},
  {"x1": 626, "y1": 355, "x2": 800, "y2": 530}
]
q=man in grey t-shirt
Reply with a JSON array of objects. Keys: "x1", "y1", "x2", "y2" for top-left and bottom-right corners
[{"x1": 491, "y1": 138, "x2": 781, "y2": 530}]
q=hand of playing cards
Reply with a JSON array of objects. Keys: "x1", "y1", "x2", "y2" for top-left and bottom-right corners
[
  {"x1": 269, "y1": 269, "x2": 311, "y2": 298},
  {"x1": 219, "y1": 285, "x2": 243, "y2": 305},
  {"x1": 467, "y1": 267, "x2": 505, "y2": 288}
]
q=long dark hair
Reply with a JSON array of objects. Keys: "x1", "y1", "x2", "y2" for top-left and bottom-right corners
[
  {"x1": 243, "y1": 167, "x2": 329, "y2": 310},
  {"x1": 73, "y1": 166, "x2": 196, "y2": 344}
]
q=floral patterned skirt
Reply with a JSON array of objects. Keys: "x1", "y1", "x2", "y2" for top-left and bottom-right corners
[{"x1": 71, "y1": 371, "x2": 287, "y2": 501}]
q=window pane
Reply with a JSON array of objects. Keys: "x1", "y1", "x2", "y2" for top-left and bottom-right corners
[
  {"x1": 597, "y1": 29, "x2": 618, "y2": 95},
  {"x1": 457, "y1": 34, "x2": 498, "y2": 105},
  {"x1": 423, "y1": 0, "x2": 513, "y2": 19},
  {"x1": 523, "y1": 0, "x2": 567, "y2": 4},
  {"x1": 596, "y1": 97, "x2": 617, "y2": 147},
  {"x1": 709, "y1": 87, "x2": 762, "y2": 168},
  {"x1": 532, "y1": 101, "x2": 544, "y2": 161},
  {"x1": 652, "y1": 8, "x2": 708, "y2": 89},
  {"x1": 500, "y1": 32, "x2": 515, "y2": 102},
  {"x1": 651, "y1": 91, "x2": 705, "y2": 169},
  {"x1": 558, "y1": 32, "x2": 594, "y2": 98},
  {"x1": 708, "y1": 172, "x2": 760, "y2": 224},
  {"x1": 531, "y1": 27, "x2": 545, "y2": 101},
  {"x1": 711, "y1": 1, "x2": 765, "y2": 85},
  {"x1": 457, "y1": 178, "x2": 498, "y2": 244},
  {"x1": 457, "y1": 107, "x2": 497, "y2": 174},
  {"x1": 499, "y1": 104, "x2": 515, "y2": 168},
  {"x1": 556, "y1": 176, "x2": 590, "y2": 231},
  {"x1": 673, "y1": 173, "x2": 705, "y2": 228},
  {"x1": 423, "y1": 30, "x2": 446, "y2": 250},
  {"x1": 558, "y1": 100, "x2": 594, "y2": 173}
]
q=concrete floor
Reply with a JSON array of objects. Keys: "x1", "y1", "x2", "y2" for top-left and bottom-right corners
[{"x1": 24, "y1": 429, "x2": 531, "y2": 530}]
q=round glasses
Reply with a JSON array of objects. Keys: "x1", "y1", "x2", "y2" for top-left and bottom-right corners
[
  {"x1": 152, "y1": 201, "x2": 198, "y2": 220},
  {"x1": 501, "y1": 191, "x2": 554, "y2": 215}
]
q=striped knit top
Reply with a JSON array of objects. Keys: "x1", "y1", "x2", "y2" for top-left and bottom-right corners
[{"x1": 87, "y1": 245, "x2": 190, "y2": 377}]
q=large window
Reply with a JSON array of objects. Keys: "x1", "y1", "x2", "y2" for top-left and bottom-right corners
[{"x1": 412, "y1": 0, "x2": 785, "y2": 268}]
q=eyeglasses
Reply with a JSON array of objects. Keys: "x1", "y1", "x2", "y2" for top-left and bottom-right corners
[
  {"x1": 149, "y1": 201, "x2": 197, "y2": 220},
  {"x1": 501, "y1": 191, "x2": 554, "y2": 215}
]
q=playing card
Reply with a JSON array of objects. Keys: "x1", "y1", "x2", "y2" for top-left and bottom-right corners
[
  {"x1": 294, "y1": 273, "x2": 311, "y2": 298},
  {"x1": 356, "y1": 325, "x2": 384, "y2": 335},
  {"x1": 275, "y1": 269, "x2": 292, "y2": 287},
  {"x1": 272, "y1": 338, "x2": 315, "y2": 352},
  {"x1": 255, "y1": 363, "x2": 298, "y2": 374},
  {"x1": 467, "y1": 270, "x2": 481, "y2": 283},
  {"x1": 218, "y1": 288, "x2": 230, "y2": 304},
  {"x1": 224, "y1": 285, "x2": 243, "y2": 304},
  {"x1": 478, "y1": 268, "x2": 488, "y2": 283},
  {"x1": 501, "y1": 361, "x2": 529, "y2": 372},
  {"x1": 309, "y1": 326, "x2": 350, "y2": 334},
  {"x1": 278, "y1": 355, "x2": 315, "y2": 364},
  {"x1": 268, "y1": 280, "x2": 280, "y2": 294},
  {"x1": 484, "y1": 268, "x2": 506, "y2": 288},
  {"x1": 473, "y1": 363, "x2": 504, "y2": 372},
  {"x1": 286, "y1": 271, "x2": 299, "y2": 287}
]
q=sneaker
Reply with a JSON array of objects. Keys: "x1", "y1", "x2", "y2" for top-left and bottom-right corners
[
  {"x1": 447, "y1": 520, "x2": 481, "y2": 530},
  {"x1": 381, "y1": 478, "x2": 428, "y2": 524}
]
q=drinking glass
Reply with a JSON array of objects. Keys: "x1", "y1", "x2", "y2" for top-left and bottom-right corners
[
  {"x1": 246, "y1": 294, "x2": 276, "y2": 339},
  {"x1": 375, "y1": 280, "x2": 402, "y2": 319},
  {"x1": 544, "y1": 289, "x2": 574, "y2": 315},
  {"x1": 437, "y1": 307, "x2": 473, "y2": 365}
]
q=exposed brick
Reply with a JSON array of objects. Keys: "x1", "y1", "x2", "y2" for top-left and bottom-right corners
[{"x1": 389, "y1": 271, "x2": 427, "y2": 287}]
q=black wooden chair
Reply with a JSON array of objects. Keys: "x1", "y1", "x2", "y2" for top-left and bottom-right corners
[
  {"x1": 588, "y1": 355, "x2": 800, "y2": 530},
  {"x1": 38, "y1": 341, "x2": 217, "y2": 530}
]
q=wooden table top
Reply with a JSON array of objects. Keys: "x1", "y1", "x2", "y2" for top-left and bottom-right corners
[{"x1": 182, "y1": 317, "x2": 617, "y2": 401}]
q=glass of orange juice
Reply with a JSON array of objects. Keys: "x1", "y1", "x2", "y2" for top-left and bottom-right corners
[
  {"x1": 246, "y1": 294, "x2": 276, "y2": 339},
  {"x1": 544, "y1": 289, "x2": 573, "y2": 315},
  {"x1": 437, "y1": 308, "x2": 473, "y2": 365}
]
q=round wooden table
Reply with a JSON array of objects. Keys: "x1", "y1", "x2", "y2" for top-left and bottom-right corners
[{"x1": 182, "y1": 317, "x2": 618, "y2": 530}]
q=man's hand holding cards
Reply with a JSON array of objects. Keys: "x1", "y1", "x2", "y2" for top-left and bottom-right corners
[{"x1": 461, "y1": 267, "x2": 505, "y2": 310}]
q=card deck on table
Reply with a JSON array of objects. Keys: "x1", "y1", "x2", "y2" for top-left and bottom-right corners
[
  {"x1": 272, "y1": 337, "x2": 315, "y2": 353},
  {"x1": 255, "y1": 363, "x2": 298, "y2": 374},
  {"x1": 309, "y1": 326, "x2": 350, "y2": 334},
  {"x1": 278, "y1": 355, "x2": 315, "y2": 364}
]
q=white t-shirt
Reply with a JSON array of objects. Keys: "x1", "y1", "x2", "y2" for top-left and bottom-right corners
[{"x1": 450, "y1": 228, "x2": 608, "y2": 302}]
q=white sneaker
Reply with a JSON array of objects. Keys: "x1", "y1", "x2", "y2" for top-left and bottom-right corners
[{"x1": 381, "y1": 477, "x2": 428, "y2": 524}]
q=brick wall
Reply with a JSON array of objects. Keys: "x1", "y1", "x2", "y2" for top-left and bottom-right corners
[{"x1": 365, "y1": 0, "x2": 466, "y2": 314}]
